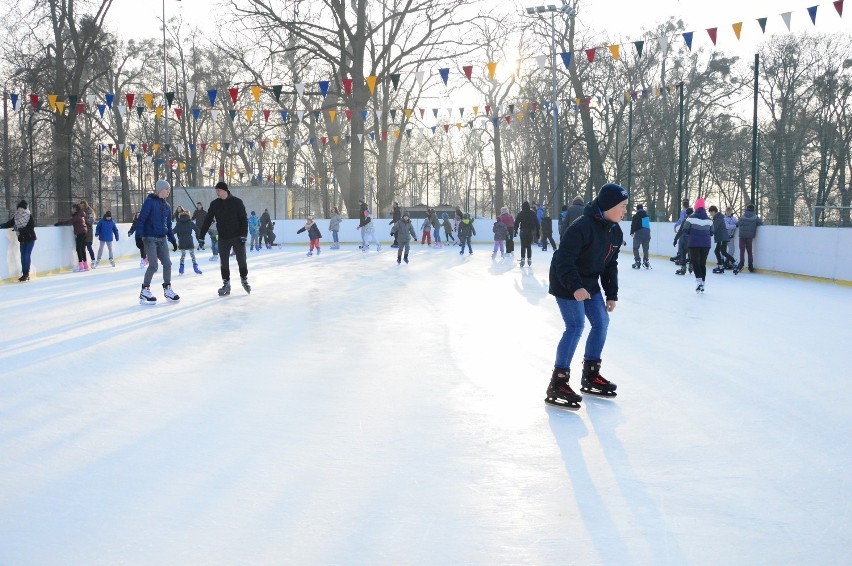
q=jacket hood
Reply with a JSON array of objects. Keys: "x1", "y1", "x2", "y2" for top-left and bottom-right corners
[{"x1": 522, "y1": 201, "x2": 531, "y2": 211}]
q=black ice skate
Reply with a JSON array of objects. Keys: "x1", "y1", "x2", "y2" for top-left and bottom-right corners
[
  {"x1": 545, "y1": 368, "x2": 582, "y2": 410},
  {"x1": 733, "y1": 263, "x2": 743, "y2": 275},
  {"x1": 675, "y1": 266, "x2": 687, "y2": 275},
  {"x1": 163, "y1": 283, "x2": 180, "y2": 302},
  {"x1": 643, "y1": 260, "x2": 651, "y2": 269},
  {"x1": 139, "y1": 284, "x2": 157, "y2": 305},
  {"x1": 580, "y1": 359, "x2": 617, "y2": 398},
  {"x1": 712, "y1": 266, "x2": 725, "y2": 274},
  {"x1": 218, "y1": 280, "x2": 231, "y2": 296},
  {"x1": 241, "y1": 277, "x2": 251, "y2": 294},
  {"x1": 632, "y1": 260, "x2": 641, "y2": 269}
]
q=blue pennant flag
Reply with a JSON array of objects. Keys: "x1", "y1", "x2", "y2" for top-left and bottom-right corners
[
  {"x1": 105, "y1": 93, "x2": 114, "y2": 108},
  {"x1": 318, "y1": 81, "x2": 330, "y2": 97}
]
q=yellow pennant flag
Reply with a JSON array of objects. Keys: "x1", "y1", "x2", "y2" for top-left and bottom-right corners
[
  {"x1": 472, "y1": 105, "x2": 479, "y2": 116},
  {"x1": 517, "y1": 114, "x2": 524, "y2": 123},
  {"x1": 366, "y1": 75, "x2": 378, "y2": 95},
  {"x1": 178, "y1": 162, "x2": 185, "y2": 171},
  {"x1": 523, "y1": 102, "x2": 529, "y2": 112},
  {"x1": 328, "y1": 109, "x2": 337, "y2": 123},
  {"x1": 272, "y1": 139, "x2": 279, "y2": 149},
  {"x1": 609, "y1": 45, "x2": 621, "y2": 61},
  {"x1": 624, "y1": 92, "x2": 631, "y2": 102},
  {"x1": 143, "y1": 93, "x2": 154, "y2": 108},
  {"x1": 212, "y1": 142, "x2": 219, "y2": 152},
  {"x1": 456, "y1": 123, "x2": 462, "y2": 131},
  {"x1": 404, "y1": 108, "x2": 413, "y2": 119},
  {"x1": 229, "y1": 168, "x2": 235, "y2": 177},
  {"x1": 486, "y1": 61, "x2": 498, "y2": 79},
  {"x1": 155, "y1": 106, "x2": 164, "y2": 119},
  {"x1": 251, "y1": 85, "x2": 261, "y2": 103},
  {"x1": 332, "y1": 135, "x2": 339, "y2": 144},
  {"x1": 574, "y1": 97, "x2": 581, "y2": 106},
  {"x1": 123, "y1": 148, "x2": 130, "y2": 159},
  {"x1": 732, "y1": 22, "x2": 743, "y2": 40},
  {"x1": 245, "y1": 109, "x2": 254, "y2": 123},
  {"x1": 47, "y1": 94, "x2": 58, "y2": 111},
  {"x1": 153, "y1": 143, "x2": 160, "y2": 153},
  {"x1": 56, "y1": 101, "x2": 66, "y2": 114},
  {"x1": 394, "y1": 130, "x2": 401, "y2": 139},
  {"x1": 655, "y1": 87, "x2": 661, "y2": 97}
]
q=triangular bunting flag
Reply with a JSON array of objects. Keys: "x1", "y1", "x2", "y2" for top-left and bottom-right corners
[
  {"x1": 143, "y1": 93, "x2": 153, "y2": 108},
  {"x1": 415, "y1": 71, "x2": 425, "y2": 86},
  {"x1": 156, "y1": 106, "x2": 166, "y2": 119},
  {"x1": 608, "y1": 45, "x2": 620, "y2": 60},
  {"x1": 165, "y1": 92, "x2": 174, "y2": 106},
  {"x1": 733, "y1": 22, "x2": 743, "y2": 40},
  {"x1": 280, "y1": 109, "x2": 288, "y2": 122},
  {"x1": 707, "y1": 28, "x2": 718, "y2": 46},
  {"x1": 228, "y1": 109, "x2": 237, "y2": 121},
  {"x1": 263, "y1": 109, "x2": 271, "y2": 122},
  {"x1": 682, "y1": 32, "x2": 694, "y2": 50},
  {"x1": 97, "y1": 104, "x2": 105, "y2": 117},
  {"x1": 438, "y1": 68, "x2": 449, "y2": 86},
  {"x1": 657, "y1": 36, "x2": 670, "y2": 56},
  {"x1": 105, "y1": 93, "x2": 115, "y2": 107},
  {"x1": 251, "y1": 85, "x2": 261, "y2": 103},
  {"x1": 360, "y1": 110, "x2": 368, "y2": 122},
  {"x1": 342, "y1": 78, "x2": 353, "y2": 95},
  {"x1": 835, "y1": 1, "x2": 844, "y2": 17},
  {"x1": 56, "y1": 101, "x2": 66, "y2": 114},
  {"x1": 560, "y1": 52, "x2": 572, "y2": 68},
  {"x1": 187, "y1": 89, "x2": 196, "y2": 106},
  {"x1": 345, "y1": 109, "x2": 353, "y2": 121},
  {"x1": 585, "y1": 48, "x2": 597, "y2": 63},
  {"x1": 75, "y1": 102, "x2": 85, "y2": 114},
  {"x1": 272, "y1": 85, "x2": 283, "y2": 101},
  {"x1": 463, "y1": 65, "x2": 473, "y2": 80},
  {"x1": 174, "y1": 107, "x2": 182, "y2": 120},
  {"x1": 295, "y1": 83, "x2": 305, "y2": 97},
  {"x1": 390, "y1": 73, "x2": 400, "y2": 90},
  {"x1": 245, "y1": 109, "x2": 254, "y2": 123},
  {"x1": 136, "y1": 105, "x2": 144, "y2": 117},
  {"x1": 633, "y1": 40, "x2": 644, "y2": 58},
  {"x1": 47, "y1": 94, "x2": 57, "y2": 111},
  {"x1": 228, "y1": 87, "x2": 238, "y2": 104},
  {"x1": 536, "y1": 55, "x2": 547, "y2": 69},
  {"x1": 207, "y1": 89, "x2": 217, "y2": 106},
  {"x1": 318, "y1": 81, "x2": 330, "y2": 97},
  {"x1": 328, "y1": 109, "x2": 337, "y2": 122},
  {"x1": 486, "y1": 61, "x2": 497, "y2": 79},
  {"x1": 211, "y1": 108, "x2": 220, "y2": 120},
  {"x1": 366, "y1": 75, "x2": 378, "y2": 95},
  {"x1": 757, "y1": 17, "x2": 768, "y2": 33},
  {"x1": 807, "y1": 6, "x2": 818, "y2": 24},
  {"x1": 781, "y1": 12, "x2": 792, "y2": 31},
  {"x1": 192, "y1": 108, "x2": 201, "y2": 120}
]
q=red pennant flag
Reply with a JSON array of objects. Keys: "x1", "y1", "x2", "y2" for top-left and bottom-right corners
[
  {"x1": 228, "y1": 87, "x2": 238, "y2": 104},
  {"x1": 585, "y1": 48, "x2": 597, "y2": 63},
  {"x1": 112, "y1": 147, "x2": 118, "y2": 155},
  {"x1": 263, "y1": 109, "x2": 271, "y2": 122},
  {"x1": 532, "y1": 102, "x2": 538, "y2": 112},
  {"x1": 381, "y1": 131, "x2": 388, "y2": 141},
  {"x1": 345, "y1": 109, "x2": 353, "y2": 121},
  {"x1": 342, "y1": 78, "x2": 353, "y2": 95},
  {"x1": 260, "y1": 140, "x2": 267, "y2": 150},
  {"x1": 200, "y1": 143, "x2": 207, "y2": 151},
  {"x1": 321, "y1": 136, "x2": 328, "y2": 145},
  {"x1": 463, "y1": 65, "x2": 473, "y2": 80},
  {"x1": 126, "y1": 93, "x2": 135, "y2": 108},
  {"x1": 707, "y1": 27, "x2": 718, "y2": 46},
  {"x1": 443, "y1": 124, "x2": 450, "y2": 133},
  {"x1": 170, "y1": 159, "x2": 175, "y2": 169},
  {"x1": 485, "y1": 105, "x2": 491, "y2": 115},
  {"x1": 142, "y1": 143, "x2": 148, "y2": 152},
  {"x1": 835, "y1": 0, "x2": 844, "y2": 16},
  {"x1": 505, "y1": 116, "x2": 511, "y2": 124},
  {"x1": 29, "y1": 94, "x2": 39, "y2": 109},
  {"x1": 174, "y1": 108, "x2": 183, "y2": 120},
  {"x1": 419, "y1": 108, "x2": 425, "y2": 118},
  {"x1": 76, "y1": 102, "x2": 85, "y2": 114}
]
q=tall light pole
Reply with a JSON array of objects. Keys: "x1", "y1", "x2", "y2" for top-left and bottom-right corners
[{"x1": 526, "y1": 1, "x2": 575, "y2": 217}]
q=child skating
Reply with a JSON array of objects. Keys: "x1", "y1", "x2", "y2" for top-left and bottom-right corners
[
  {"x1": 392, "y1": 211, "x2": 417, "y2": 264},
  {"x1": 296, "y1": 217, "x2": 322, "y2": 255},
  {"x1": 457, "y1": 213, "x2": 475, "y2": 255},
  {"x1": 173, "y1": 209, "x2": 203, "y2": 275},
  {"x1": 546, "y1": 183, "x2": 628, "y2": 410},
  {"x1": 93, "y1": 211, "x2": 119, "y2": 268},
  {"x1": 492, "y1": 220, "x2": 507, "y2": 259}
]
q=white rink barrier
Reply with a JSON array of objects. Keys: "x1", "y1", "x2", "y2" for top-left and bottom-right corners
[{"x1": 3, "y1": 218, "x2": 852, "y2": 283}]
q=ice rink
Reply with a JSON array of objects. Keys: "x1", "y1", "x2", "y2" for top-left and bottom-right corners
[{"x1": 1, "y1": 242, "x2": 850, "y2": 565}]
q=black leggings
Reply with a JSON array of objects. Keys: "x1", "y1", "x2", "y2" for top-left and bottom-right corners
[
  {"x1": 688, "y1": 247, "x2": 710, "y2": 281},
  {"x1": 714, "y1": 242, "x2": 735, "y2": 265},
  {"x1": 519, "y1": 231, "x2": 534, "y2": 259},
  {"x1": 75, "y1": 233, "x2": 87, "y2": 262}
]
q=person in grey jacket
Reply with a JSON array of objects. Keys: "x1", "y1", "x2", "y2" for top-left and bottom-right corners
[
  {"x1": 709, "y1": 205, "x2": 736, "y2": 273},
  {"x1": 392, "y1": 212, "x2": 417, "y2": 264},
  {"x1": 562, "y1": 196, "x2": 585, "y2": 239},
  {"x1": 734, "y1": 204, "x2": 763, "y2": 274},
  {"x1": 430, "y1": 209, "x2": 442, "y2": 247},
  {"x1": 329, "y1": 207, "x2": 342, "y2": 249}
]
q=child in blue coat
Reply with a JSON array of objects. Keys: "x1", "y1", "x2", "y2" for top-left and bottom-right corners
[{"x1": 93, "y1": 211, "x2": 119, "y2": 268}]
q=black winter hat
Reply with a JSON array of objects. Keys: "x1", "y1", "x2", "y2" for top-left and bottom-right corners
[
  {"x1": 215, "y1": 181, "x2": 230, "y2": 193},
  {"x1": 596, "y1": 183, "x2": 629, "y2": 211},
  {"x1": 17, "y1": 200, "x2": 27, "y2": 209}
]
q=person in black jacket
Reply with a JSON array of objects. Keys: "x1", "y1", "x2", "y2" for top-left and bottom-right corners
[
  {"x1": 629, "y1": 203, "x2": 651, "y2": 269},
  {"x1": 198, "y1": 181, "x2": 250, "y2": 295},
  {"x1": 513, "y1": 201, "x2": 539, "y2": 267},
  {"x1": 388, "y1": 202, "x2": 401, "y2": 247},
  {"x1": 192, "y1": 202, "x2": 207, "y2": 249},
  {"x1": 1, "y1": 200, "x2": 37, "y2": 281},
  {"x1": 546, "y1": 183, "x2": 628, "y2": 410}
]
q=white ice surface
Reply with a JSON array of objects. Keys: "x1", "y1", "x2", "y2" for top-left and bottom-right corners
[{"x1": 1, "y1": 244, "x2": 850, "y2": 565}]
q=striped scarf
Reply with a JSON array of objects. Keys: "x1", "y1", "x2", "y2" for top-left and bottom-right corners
[{"x1": 14, "y1": 208, "x2": 31, "y2": 231}]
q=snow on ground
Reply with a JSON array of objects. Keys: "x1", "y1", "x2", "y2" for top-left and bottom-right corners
[{"x1": 1, "y1": 243, "x2": 850, "y2": 565}]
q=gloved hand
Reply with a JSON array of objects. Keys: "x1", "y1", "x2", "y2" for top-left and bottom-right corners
[
  {"x1": 116, "y1": 236, "x2": 120, "y2": 242},
  {"x1": 672, "y1": 239, "x2": 677, "y2": 246},
  {"x1": 127, "y1": 231, "x2": 132, "y2": 236},
  {"x1": 172, "y1": 242, "x2": 178, "y2": 252},
  {"x1": 240, "y1": 237, "x2": 247, "y2": 244}
]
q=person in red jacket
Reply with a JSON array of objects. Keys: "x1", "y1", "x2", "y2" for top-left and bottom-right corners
[{"x1": 54, "y1": 203, "x2": 89, "y2": 272}]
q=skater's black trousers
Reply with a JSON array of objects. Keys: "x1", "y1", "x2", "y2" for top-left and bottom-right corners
[
  {"x1": 219, "y1": 238, "x2": 248, "y2": 281},
  {"x1": 688, "y1": 247, "x2": 710, "y2": 280}
]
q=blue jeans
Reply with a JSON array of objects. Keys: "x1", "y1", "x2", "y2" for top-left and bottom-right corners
[
  {"x1": 332, "y1": 230, "x2": 339, "y2": 243},
  {"x1": 554, "y1": 293, "x2": 609, "y2": 368},
  {"x1": 20, "y1": 240, "x2": 35, "y2": 275}
]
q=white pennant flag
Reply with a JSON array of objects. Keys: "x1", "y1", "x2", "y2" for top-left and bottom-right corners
[
  {"x1": 187, "y1": 89, "x2": 196, "y2": 107},
  {"x1": 536, "y1": 55, "x2": 547, "y2": 69},
  {"x1": 781, "y1": 12, "x2": 792, "y2": 31},
  {"x1": 376, "y1": 110, "x2": 383, "y2": 121},
  {"x1": 86, "y1": 94, "x2": 96, "y2": 107},
  {"x1": 118, "y1": 105, "x2": 127, "y2": 117},
  {"x1": 657, "y1": 35, "x2": 669, "y2": 57},
  {"x1": 356, "y1": 133, "x2": 363, "y2": 143},
  {"x1": 236, "y1": 141, "x2": 243, "y2": 151},
  {"x1": 296, "y1": 110, "x2": 305, "y2": 121},
  {"x1": 295, "y1": 83, "x2": 305, "y2": 97},
  {"x1": 177, "y1": 143, "x2": 184, "y2": 153},
  {"x1": 415, "y1": 71, "x2": 425, "y2": 87},
  {"x1": 119, "y1": 143, "x2": 125, "y2": 151},
  {"x1": 211, "y1": 108, "x2": 220, "y2": 120}
]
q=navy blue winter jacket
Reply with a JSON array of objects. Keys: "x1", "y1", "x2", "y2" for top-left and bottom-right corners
[
  {"x1": 683, "y1": 208, "x2": 713, "y2": 248},
  {"x1": 549, "y1": 199, "x2": 623, "y2": 301},
  {"x1": 137, "y1": 193, "x2": 176, "y2": 245}
]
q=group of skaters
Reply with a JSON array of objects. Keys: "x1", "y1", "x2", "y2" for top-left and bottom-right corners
[{"x1": 667, "y1": 198, "x2": 764, "y2": 292}]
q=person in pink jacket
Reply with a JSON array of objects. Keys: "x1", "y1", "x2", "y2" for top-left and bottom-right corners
[{"x1": 498, "y1": 206, "x2": 515, "y2": 257}]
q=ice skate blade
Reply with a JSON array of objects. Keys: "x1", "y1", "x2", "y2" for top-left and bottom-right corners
[
  {"x1": 579, "y1": 388, "x2": 617, "y2": 398},
  {"x1": 545, "y1": 397, "x2": 582, "y2": 410}
]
